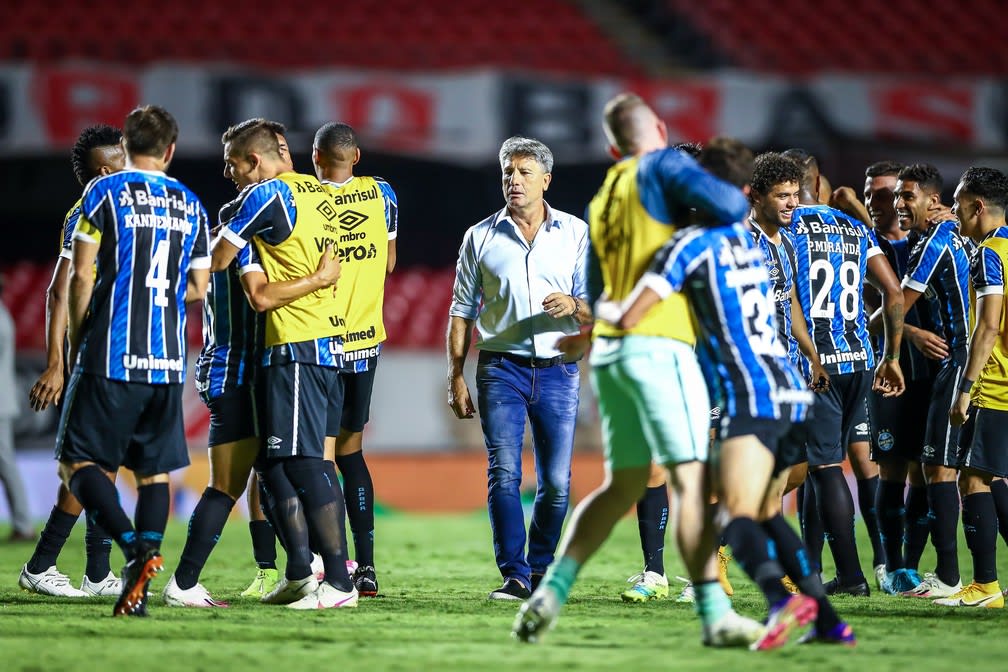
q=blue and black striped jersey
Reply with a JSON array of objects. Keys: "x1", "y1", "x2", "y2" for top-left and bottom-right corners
[
  {"x1": 60, "y1": 198, "x2": 83, "y2": 259},
  {"x1": 790, "y1": 204, "x2": 881, "y2": 375},
  {"x1": 876, "y1": 236, "x2": 934, "y2": 381},
  {"x1": 194, "y1": 197, "x2": 264, "y2": 401},
  {"x1": 903, "y1": 220, "x2": 971, "y2": 358},
  {"x1": 73, "y1": 170, "x2": 210, "y2": 384},
  {"x1": 749, "y1": 219, "x2": 799, "y2": 366},
  {"x1": 643, "y1": 222, "x2": 813, "y2": 423}
]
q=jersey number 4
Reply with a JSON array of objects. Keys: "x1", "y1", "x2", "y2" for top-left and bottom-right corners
[
  {"x1": 145, "y1": 239, "x2": 172, "y2": 307},
  {"x1": 810, "y1": 259, "x2": 859, "y2": 321}
]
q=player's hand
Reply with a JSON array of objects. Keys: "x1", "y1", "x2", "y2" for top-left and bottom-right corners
[
  {"x1": 808, "y1": 363, "x2": 831, "y2": 393},
  {"x1": 556, "y1": 328, "x2": 591, "y2": 360},
  {"x1": 313, "y1": 243, "x2": 341, "y2": 290},
  {"x1": 29, "y1": 365, "x2": 64, "y2": 412},
  {"x1": 908, "y1": 327, "x2": 948, "y2": 361},
  {"x1": 543, "y1": 292, "x2": 576, "y2": 319},
  {"x1": 927, "y1": 203, "x2": 956, "y2": 225},
  {"x1": 448, "y1": 374, "x2": 475, "y2": 419},
  {"x1": 950, "y1": 392, "x2": 971, "y2": 427},
  {"x1": 873, "y1": 358, "x2": 905, "y2": 397},
  {"x1": 829, "y1": 186, "x2": 860, "y2": 213}
]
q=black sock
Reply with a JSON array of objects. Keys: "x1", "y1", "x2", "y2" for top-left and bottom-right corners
[
  {"x1": 962, "y1": 492, "x2": 998, "y2": 585},
  {"x1": 68, "y1": 465, "x2": 136, "y2": 559},
  {"x1": 635, "y1": 484, "x2": 668, "y2": 575},
  {"x1": 335, "y1": 451, "x2": 375, "y2": 568},
  {"x1": 857, "y1": 476, "x2": 885, "y2": 568},
  {"x1": 84, "y1": 514, "x2": 113, "y2": 581},
  {"x1": 285, "y1": 458, "x2": 353, "y2": 591},
  {"x1": 927, "y1": 482, "x2": 960, "y2": 586},
  {"x1": 762, "y1": 514, "x2": 841, "y2": 632},
  {"x1": 174, "y1": 488, "x2": 235, "y2": 590},
  {"x1": 904, "y1": 485, "x2": 930, "y2": 571},
  {"x1": 249, "y1": 520, "x2": 277, "y2": 569},
  {"x1": 877, "y1": 479, "x2": 906, "y2": 572},
  {"x1": 989, "y1": 480, "x2": 1008, "y2": 547},
  {"x1": 26, "y1": 506, "x2": 78, "y2": 574},
  {"x1": 135, "y1": 483, "x2": 170, "y2": 552},
  {"x1": 722, "y1": 516, "x2": 790, "y2": 606},
  {"x1": 799, "y1": 481, "x2": 825, "y2": 574},
  {"x1": 261, "y1": 462, "x2": 312, "y2": 580},
  {"x1": 810, "y1": 467, "x2": 865, "y2": 586},
  {"x1": 257, "y1": 474, "x2": 288, "y2": 552}
]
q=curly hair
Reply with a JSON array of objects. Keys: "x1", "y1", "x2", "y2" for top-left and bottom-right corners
[
  {"x1": 897, "y1": 163, "x2": 943, "y2": 194},
  {"x1": 672, "y1": 141, "x2": 702, "y2": 158},
  {"x1": 70, "y1": 124, "x2": 121, "y2": 186},
  {"x1": 751, "y1": 152, "x2": 801, "y2": 195},
  {"x1": 959, "y1": 166, "x2": 1008, "y2": 211}
]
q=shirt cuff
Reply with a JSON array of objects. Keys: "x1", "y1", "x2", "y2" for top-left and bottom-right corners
[
  {"x1": 976, "y1": 285, "x2": 1005, "y2": 298},
  {"x1": 640, "y1": 272, "x2": 673, "y2": 299},
  {"x1": 388, "y1": 231, "x2": 397, "y2": 241},
  {"x1": 58, "y1": 249, "x2": 72, "y2": 260},
  {"x1": 239, "y1": 263, "x2": 265, "y2": 276},
  {"x1": 73, "y1": 231, "x2": 98, "y2": 244},
  {"x1": 866, "y1": 246, "x2": 883, "y2": 259},
  {"x1": 190, "y1": 256, "x2": 211, "y2": 270},
  {"x1": 901, "y1": 277, "x2": 928, "y2": 293},
  {"x1": 448, "y1": 302, "x2": 479, "y2": 320},
  {"x1": 220, "y1": 227, "x2": 248, "y2": 249}
]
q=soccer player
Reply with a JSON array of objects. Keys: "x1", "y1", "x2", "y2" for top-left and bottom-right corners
[
  {"x1": 162, "y1": 123, "x2": 342, "y2": 607},
  {"x1": 861, "y1": 161, "x2": 936, "y2": 592},
  {"x1": 209, "y1": 118, "x2": 357, "y2": 610},
  {"x1": 871, "y1": 163, "x2": 970, "y2": 597},
  {"x1": 942, "y1": 166, "x2": 1008, "y2": 608},
  {"x1": 313, "y1": 122, "x2": 398, "y2": 597},
  {"x1": 595, "y1": 137, "x2": 856, "y2": 648},
  {"x1": 787, "y1": 150, "x2": 905, "y2": 597},
  {"x1": 20, "y1": 125, "x2": 125, "y2": 598},
  {"x1": 56, "y1": 105, "x2": 211, "y2": 616},
  {"x1": 513, "y1": 94, "x2": 763, "y2": 647}
]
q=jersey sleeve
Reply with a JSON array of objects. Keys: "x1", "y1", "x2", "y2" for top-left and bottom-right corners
[
  {"x1": 448, "y1": 226, "x2": 482, "y2": 320},
  {"x1": 643, "y1": 232, "x2": 692, "y2": 298},
  {"x1": 863, "y1": 220, "x2": 882, "y2": 259},
  {"x1": 376, "y1": 178, "x2": 398, "y2": 240},
  {"x1": 60, "y1": 203, "x2": 82, "y2": 259},
  {"x1": 972, "y1": 246, "x2": 1005, "y2": 297},
  {"x1": 637, "y1": 148, "x2": 749, "y2": 226},
  {"x1": 190, "y1": 203, "x2": 211, "y2": 270},
  {"x1": 236, "y1": 241, "x2": 264, "y2": 276},
  {"x1": 903, "y1": 226, "x2": 945, "y2": 293},
  {"x1": 220, "y1": 180, "x2": 295, "y2": 249}
]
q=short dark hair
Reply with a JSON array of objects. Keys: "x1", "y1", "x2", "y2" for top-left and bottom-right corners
[
  {"x1": 959, "y1": 166, "x2": 1008, "y2": 211},
  {"x1": 314, "y1": 122, "x2": 359, "y2": 163},
  {"x1": 123, "y1": 105, "x2": 178, "y2": 157},
  {"x1": 672, "y1": 141, "x2": 702, "y2": 159},
  {"x1": 897, "y1": 163, "x2": 943, "y2": 194},
  {"x1": 865, "y1": 160, "x2": 903, "y2": 179},
  {"x1": 71, "y1": 124, "x2": 121, "y2": 186},
  {"x1": 698, "y1": 137, "x2": 753, "y2": 189},
  {"x1": 751, "y1": 152, "x2": 801, "y2": 195},
  {"x1": 221, "y1": 118, "x2": 287, "y2": 159},
  {"x1": 781, "y1": 148, "x2": 818, "y2": 193}
]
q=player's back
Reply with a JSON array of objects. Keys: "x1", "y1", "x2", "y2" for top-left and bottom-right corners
[
  {"x1": 971, "y1": 226, "x2": 1008, "y2": 410},
  {"x1": 76, "y1": 169, "x2": 209, "y2": 383},
  {"x1": 905, "y1": 219, "x2": 971, "y2": 354},
  {"x1": 650, "y1": 222, "x2": 811, "y2": 422},
  {"x1": 790, "y1": 204, "x2": 879, "y2": 375},
  {"x1": 323, "y1": 175, "x2": 396, "y2": 352},
  {"x1": 877, "y1": 235, "x2": 935, "y2": 380}
]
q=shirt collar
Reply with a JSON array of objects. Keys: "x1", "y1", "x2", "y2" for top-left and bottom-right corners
[{"x1": 495, "y1": 201, "x2": 559, "y2": 231}]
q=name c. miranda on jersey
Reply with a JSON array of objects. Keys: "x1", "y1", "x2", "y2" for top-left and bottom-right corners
[
  {"x1": 72, "y1": 170, "x2": 210, "y2": 384},
  {"x1": 219, "y1": 172, "x2": 344, "y2": 367}
]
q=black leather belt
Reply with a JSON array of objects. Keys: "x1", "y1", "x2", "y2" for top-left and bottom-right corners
[{"x1": 488, "y1": 351, "x2": 566, "y2": 368}]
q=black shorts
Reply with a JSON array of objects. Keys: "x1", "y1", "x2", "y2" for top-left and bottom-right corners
[
  {"x1": 805, "y1": 370, "x2": 871, "y2": 467},
  {"x1": 848, "y1": 397, "x2": 871, "y2": 444},
  {"x1": 336, "y1": 364, "x2": 379, "y2": 434},
  {"x1": 868, "y1": 376, "x2": 932, "y2": 462},
  {"x1": 206, "y1": 385, "x2": 258, "y2": 447},
  {"x1": 256, "y1": 362, "x2": 342, "y2": 461},
  {"x1": 921, "y1": 358, "x2": 965, "y2": 467},
  {"x1": 717, "y1": 414, "x2": 802, "y2": 475},
  {"x1": 55, "y1": 371, "x2": 188, "y2": 475},
  {"x1": 958, "y1": 406, "x2": 1008, "y2": 478}
]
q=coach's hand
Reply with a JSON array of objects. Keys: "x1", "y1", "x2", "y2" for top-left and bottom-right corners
[
  {"x1": 543, "y1": 292, "x2": 576, "y2": 319},
  {"x1": 873, "y1": 358, "x2": 905, "y2": 397},
  {"x1": 950, "y1": 392, "x2": 971, "y2": 427},
  {"x1": 556, "y1": 328, "x2": 591, "y2": 360},
  {"x1": 29, "y1": 365, "x2": 64, "y2": 412},
  {"x1": 907, "y1": 326, "x2": 948, "y2": 361},
  {"x1": 449, "y1": 374, "x2": 475, "y2": 419}
]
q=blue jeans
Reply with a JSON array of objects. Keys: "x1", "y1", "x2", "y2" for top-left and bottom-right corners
[{"x1": 476, "y1": 352, "x2": 579, "y2": 586}]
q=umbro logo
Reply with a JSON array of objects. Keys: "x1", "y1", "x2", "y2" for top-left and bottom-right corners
[
  {"x1": 267, "y1": 436, "x2": 282, "y2": 447},
  {"x1": 339, "y1": 210, "x2": 369, "y2": 231},
  {"x1": 316, "y1": 200, "x2": 338, "y2": 222}
]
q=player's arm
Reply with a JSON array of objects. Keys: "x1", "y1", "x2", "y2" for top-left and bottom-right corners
[
  {"x1": 238, "y1": 244, "x2": 341, "y2": 312},
  {"x1": 447, "y1": 230, "x2": 480, "y2": 419},
  {"x1": 789, "y1": 284, "x2": 829, "y2": 391},
  {"x1": 643, "y1": 150, "x2": 749, "y2": 225},
  {"x1": 67, "y1": 237, "x2": 98, "y2": 368},
  {"x1": 865, "y1": 253, "x2": 905, "y2": 396},
  {"x1": 28, "y1": 257, "x2": 71, "y2": 411},
  {"x1": 950, "y1": 292, "x2": 1002, "y2": 426},
  {"x1": 830, "y1": 186, "x2": 873, "y2": 228},
  {"x1": 186, "y1": 267, "x2": 210, "y2": 303},
  {"x1": 387, "y1": 238, "x2": 397, "y2": 275},
  {"x1": 210, "y1": 234, "x2": 241, "y2": 273},
  {"x1": 380, "y1": 181, "x2": 399, "y2": 275}
]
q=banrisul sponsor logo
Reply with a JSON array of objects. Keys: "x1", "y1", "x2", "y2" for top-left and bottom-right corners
[
  {"x1": 332, "y1": 184, "x2": 378, "y2": 207},
  {"x1": 123, "y1": 354, "x2": 185, "y2": 371}
]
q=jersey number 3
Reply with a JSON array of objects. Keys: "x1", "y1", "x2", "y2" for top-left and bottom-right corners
[{"x1": 145, "y1": 239, "x2": 171, "y2": 308}]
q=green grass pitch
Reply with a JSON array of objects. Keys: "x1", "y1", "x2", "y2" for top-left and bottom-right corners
[{"x1": 2, "y1": 512, "x2": 1007, "y2": 670}]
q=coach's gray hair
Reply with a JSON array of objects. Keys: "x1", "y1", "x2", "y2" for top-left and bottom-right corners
[{"x1": 499, "y1": 136, "x2": 553, "y2": 174}]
